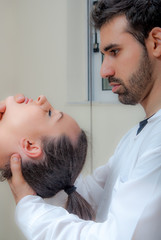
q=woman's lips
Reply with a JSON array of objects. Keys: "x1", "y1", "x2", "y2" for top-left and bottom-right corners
[
  {"x1": 24, "y1": 97, "x2": 29, "y2": 104},
  {"x1": 24, "y1": 97, "x2": 33, "y2": 104}
]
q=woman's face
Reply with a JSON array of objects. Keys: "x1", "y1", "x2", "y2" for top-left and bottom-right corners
[{"x1": 0, "y1": 95, "x2": 80, "y2": 167}]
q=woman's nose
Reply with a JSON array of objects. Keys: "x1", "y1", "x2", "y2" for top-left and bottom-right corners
[
  {"x1": 36, "y1": 95, "x2": 51, "y2": 111},
  {"x1": 36, "y1": 95, "x2": 47, "y2": 105}
]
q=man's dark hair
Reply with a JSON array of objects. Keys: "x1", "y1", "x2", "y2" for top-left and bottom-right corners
[
  {"x1": 1, "y1": 130, "x2": 95, "y2": 220},
  {"x1": 91, "y1": 0, "x2": 161, "y2": 45}
]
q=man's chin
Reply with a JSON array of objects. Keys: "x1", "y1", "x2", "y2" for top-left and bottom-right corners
[{"x1": 118, "y1": 94, "x2": 138, "y2": 105}]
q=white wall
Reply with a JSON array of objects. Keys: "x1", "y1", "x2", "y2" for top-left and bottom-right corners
[
  {"x1": 0, "y1": 1, "x2": 19, "y2": 98},
  {"x1": 0, "y1": 1, "x2": 144, "y2": 239}
]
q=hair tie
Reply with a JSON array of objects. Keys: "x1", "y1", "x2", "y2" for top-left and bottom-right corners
[{"x1": 64, "y1": 185, "x2": 77, "y2": 195}]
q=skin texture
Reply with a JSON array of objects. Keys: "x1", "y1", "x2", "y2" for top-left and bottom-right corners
[{"x1": 7, "y1": 15, "x2": 161, "y2": 204}]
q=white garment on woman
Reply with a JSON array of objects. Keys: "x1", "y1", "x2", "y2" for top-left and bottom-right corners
[{"x1": 15, "y1": 110, "x2": 161, "y2": 240}]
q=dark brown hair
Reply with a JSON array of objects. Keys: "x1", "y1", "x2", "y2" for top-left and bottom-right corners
[
  {"x1": 21, "y1": 130, "x2": 95, "y2": 220},
  {"x1": 91, "y1": 0, "x2": 161, "y2": 46},
  {"x1": 0, "y1": 130, "x2": 95, "y2": 220}
]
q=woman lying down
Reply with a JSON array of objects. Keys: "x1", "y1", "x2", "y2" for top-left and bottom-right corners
[{"x1": 0, "y1": 94, "x2": 95, "y2": 221}]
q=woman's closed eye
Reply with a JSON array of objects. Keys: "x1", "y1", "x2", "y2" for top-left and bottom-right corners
[{"x1": 48, "y1": 109, "x2": 52, "y2": 117}]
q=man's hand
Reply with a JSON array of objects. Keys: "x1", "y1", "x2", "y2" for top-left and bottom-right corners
[
  {"x1": 0, "y1": 103, "x2": 6, "y2": 120},
  {"x1": 8, "y1": 154, "x2": 36, "y2": 204}
]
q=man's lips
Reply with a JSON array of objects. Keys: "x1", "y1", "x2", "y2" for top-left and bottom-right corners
[{"x1": 109, "y1": 83, "x2": 121, "y2": 93}]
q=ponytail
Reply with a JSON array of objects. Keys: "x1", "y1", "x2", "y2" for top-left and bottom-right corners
[
  {"x1": 65, "y1": 190, "x2": 95, "y2": 220},
  {"x1": 18, "y1": 130, "x2": 95, "y2": 220}
]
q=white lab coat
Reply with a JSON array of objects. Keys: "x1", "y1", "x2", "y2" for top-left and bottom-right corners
[{"x1": 15, "y1": 110, "x2": 161, "y2": 240}]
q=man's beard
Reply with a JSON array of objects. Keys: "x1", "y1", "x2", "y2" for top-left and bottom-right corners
[{"x1": 108, "y1": 49, "x2": 153, "y2": 105}]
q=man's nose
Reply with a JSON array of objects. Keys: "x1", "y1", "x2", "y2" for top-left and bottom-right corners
[{"x1": 100, "y1": 57, "x2": 115, "y2": 79}]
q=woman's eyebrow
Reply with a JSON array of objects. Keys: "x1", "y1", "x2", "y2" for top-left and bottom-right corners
[
  {"x1": 56, "y1": 112, "x2": 63, "y2": 122},
  {"x1": 60, "y1": 112, "x2": 64, "y2": 119}
]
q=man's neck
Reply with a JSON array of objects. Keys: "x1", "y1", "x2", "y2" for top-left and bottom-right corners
[
  {"x1": 141, "y1": 83, "x2": 161, "y2": 118},
  {"x1": 141, "y1": 91, "x2": 161, "y2": 118}
]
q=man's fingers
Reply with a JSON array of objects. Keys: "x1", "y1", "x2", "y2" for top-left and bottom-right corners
[
  {"x1": 8, "y1": 154, "x2": 36, "y2": 204},
  {"x1": 0, "y1": 102, "x2": 6, "y2": 112},
  {"x1": 0, "y1": 103, "x2": 6, "y2": 120},
  {"x1": 10, "y1": 154, "x2": 24, "y2": 183},
  {"x1": 14, "y1": 94, "x2": 25, "y2": 103}
]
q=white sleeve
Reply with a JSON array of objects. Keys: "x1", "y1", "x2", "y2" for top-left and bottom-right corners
[
  {"x1": 75, "y1": 158, "x2": 112, "y2": 210},
  {"x1": 15, "y1": 147, "x2": 161, "y2": 240},
  {"x1": 45, "y1": 157, "x2": 113, "y2": 211},
  {"x1": 15, "y1": 196, "x2": 116, "y2": 240}
]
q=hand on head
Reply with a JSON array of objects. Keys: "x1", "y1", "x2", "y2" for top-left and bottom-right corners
[
  {"x1": 8, "y1": 154, "x2": 36, "y2": 205},
  {"x1": 1, "y1": 93, "x2": 80, "y2": 204},
  {"x1": 2, "y1": 94, "x2": 37, "y2": 204}
]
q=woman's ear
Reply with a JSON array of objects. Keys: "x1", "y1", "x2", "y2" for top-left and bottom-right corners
[
  {"x1": 150, "y1": 27, "x2": 161, "y2": 57},
  {"x1": 20, "y1": 138, "x2": 42, "y2": 159}
]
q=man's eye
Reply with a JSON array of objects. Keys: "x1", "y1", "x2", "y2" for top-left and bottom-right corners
[
  {"x1": 110, "y1": 49, "x2": 119, "y2": 56},
  {"x1": 48, "y1": 109, "x2": 52, "y2": 117}
]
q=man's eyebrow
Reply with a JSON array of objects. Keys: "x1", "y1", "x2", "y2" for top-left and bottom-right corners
[{"x1": 101, "y1": 43, "x2": 119, "y2": 53}]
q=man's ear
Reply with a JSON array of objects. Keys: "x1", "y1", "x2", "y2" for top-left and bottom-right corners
[
  {"x1": 150, "y1": 27, "x2": 161, "y2": 57},
  {"x1": 20, "y1": 138, "x2": 42, "y2": 159}
]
